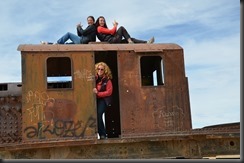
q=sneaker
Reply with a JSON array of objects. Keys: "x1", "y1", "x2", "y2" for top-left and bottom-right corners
[
  {"x1": 40, "y1": 41, "x2": 48, "y2": 45},
  {"x1": 100, "y1": 135, "x2": 107, "y2": 140},
  {"x1": 147, "y1": 37, "x2": 155, "y2": 44},
  {"x1": 40, "y1": 41, "x2": 56, "y2": 45}
]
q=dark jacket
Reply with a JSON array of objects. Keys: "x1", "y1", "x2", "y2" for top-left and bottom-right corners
[{"x1": 77, "y1": 24, "x2": 96, "y2": 44}]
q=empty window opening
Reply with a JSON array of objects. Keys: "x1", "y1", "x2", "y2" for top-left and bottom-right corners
[
  {"x1": 140, "y1": 56, "x2": 164, "y2": 86},
  {"x1": 46, "y1": 57, "x2": 72, "y2": 89},
  {"x1": 0, "y1": 84, "x2": 8, "y2": 91}
]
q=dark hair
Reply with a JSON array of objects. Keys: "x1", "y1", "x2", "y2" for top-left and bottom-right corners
[
  {"x1": 95, "y1": 16, "x2": 108, "y2": 28},
  {"x1": 87, "y1": 16, "x2": 95, "y2": 22}
]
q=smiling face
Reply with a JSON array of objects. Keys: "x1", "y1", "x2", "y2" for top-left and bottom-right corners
[
  {"x1": 87, "y1": 17, "x2": 94, "y2": 25},
  {"x1": 98, "y1": 17, "x2": 105, "y2": 27},
  {"x1": 97, "y1": 65, "x2": 105, "y2": 77}
]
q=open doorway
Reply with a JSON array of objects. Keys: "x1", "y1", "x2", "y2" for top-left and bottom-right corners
[{"x1": 95, "y1": 51, "x2": 121, "y2": 138}]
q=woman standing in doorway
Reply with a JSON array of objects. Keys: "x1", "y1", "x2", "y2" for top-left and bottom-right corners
[{"x1": 93, "y1": 62, "x2": 113, "y2": 139}]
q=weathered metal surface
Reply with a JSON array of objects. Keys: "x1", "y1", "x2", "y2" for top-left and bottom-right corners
[
  {"x1": 0, "y1": 83, "x2": 22, "y2": 144},
  {"x1": 0, "y1": 44, "x2": 240, "y2": 159},
  {"x1": 21, "y1": 50, "x2": 96, "y2": 142},
  {"x1": 118, "y1": 50, "x2": 191, "y2": 137},
  {"x1": 16, "y1": 44, "x2": 192, "y2": 140},
  {"x1": 17, "y1": 43, "x2": 182, "y2": 52},
  {"x1": 0, "y1": 83, "x2": 22, "y2": 97},
  {"x1": 0, "y1": 123, "x2": 240, "y2": 159}
]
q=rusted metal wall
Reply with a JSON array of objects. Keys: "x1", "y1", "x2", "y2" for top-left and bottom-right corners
[
  {"x1": 118, "y1": 49, "x2": 191, "y2": 137},
  {"x1": 17, "y1": 43, "x2": 192, "y2": 140},
  {"x1": 0, "y1": 83, "x2": 22, "y2": 144},
  {"x1": 0, "y1": 125, "x2": 240, "y2": 159},
  {"x1": 0, "y1": 44, "x2": 240, "y2": 159},
  {"x1": 163, "y1": 49, "x2": 192, "y2": 130},
  {"x1": 21, "y1": 51, "x2": 97, "y2": 142}
]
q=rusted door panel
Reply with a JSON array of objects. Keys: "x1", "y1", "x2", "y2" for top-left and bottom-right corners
[
  {"x1": 118, "y1": 51, "x2": 139, "y2": 136},
  {"x1": 71, "y1": 52, "x2": 97, "y2": 138},
  {"x1": 21, "y1": 51, "x2": 96, "y2": 142}
]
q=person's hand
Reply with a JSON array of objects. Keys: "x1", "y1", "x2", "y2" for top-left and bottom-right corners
[
  {"x1": 77, "y1": 22, "x2": 82, "y2": 28},
  {"x1": 93, "y1": 88, "x2": 98, "y2": 94},
  {"x1": 113, "y1": 20, "x2": 118, "y2": 27}
]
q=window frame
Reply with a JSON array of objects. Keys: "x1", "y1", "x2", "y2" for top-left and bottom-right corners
[
  {"x1": 140, "y1": 55, "x2": 165, "y2": 87},
  {"x1": 46, "y1": 56, "x2": 73, "y2": 90}
]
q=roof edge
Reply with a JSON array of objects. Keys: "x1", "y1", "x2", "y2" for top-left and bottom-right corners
[{"x1": 17, "y1": 43, "x2": 183, "y2": 52}]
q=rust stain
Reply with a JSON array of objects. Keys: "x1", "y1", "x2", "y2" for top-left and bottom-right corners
[{"x1": 44, "y1": 99, "x2": 77, "y2": 121}]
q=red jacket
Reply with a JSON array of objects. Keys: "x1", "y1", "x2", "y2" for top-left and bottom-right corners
[
  {"x1": 97, "y1": 26, "x2": 117, "y2": 35},
  {"x1": 95, "y1": 75, "x2": 113, "y2": 98}
]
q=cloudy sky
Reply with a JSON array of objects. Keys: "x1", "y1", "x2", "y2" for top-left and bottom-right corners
[{"x1": 0, "y1": 0, "x2": 240, "y2": 129}]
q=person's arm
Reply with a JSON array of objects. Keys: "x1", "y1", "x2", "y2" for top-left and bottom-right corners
[
  {"x1": 77, "y1": 25, "x2": 96, "y2": 36},
  {"x1": 97, "y1": 80, "x2": 113, "y2": 98},
  {"x1": 97, "y1": 26, "x2": 117, "y2": 35},
  {"x1": 77, "y1": 22, "x2": 82, "y2": 36},
  {"x1": 77, "y1": 27, "x2": 81, "y2": 36}
]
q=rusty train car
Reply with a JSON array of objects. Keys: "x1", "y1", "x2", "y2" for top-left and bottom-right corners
[{"x1": 0, "y1": 43, "x2": 240, "y2": 159}]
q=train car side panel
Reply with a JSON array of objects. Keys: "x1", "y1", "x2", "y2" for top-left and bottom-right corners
[
  {"x1": 21, "y1": 51, "x2": 97, "y2": 142},
  {"x1": 118, "y1": 48, "x2": 192, "y2": 137}
]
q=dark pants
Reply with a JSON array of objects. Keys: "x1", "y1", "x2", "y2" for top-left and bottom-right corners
[
  {"x1": 110, "y1": 26, "x2": 147, "y2": 43},
  {"x1": 97, "y1": 98, "x2": 107, "y2": 137}
]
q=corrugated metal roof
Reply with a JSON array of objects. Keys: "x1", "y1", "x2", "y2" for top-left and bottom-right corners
[{"x1": 17, "y1": 43, "x2": 183, "y2": 52}]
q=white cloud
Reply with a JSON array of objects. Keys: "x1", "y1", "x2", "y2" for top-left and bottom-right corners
[{"x1": 183, "y1": 33, "x2": 240, "y2": 128}]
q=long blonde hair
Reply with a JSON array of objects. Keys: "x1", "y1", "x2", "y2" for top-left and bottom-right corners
[{"x1": 95, "y1": 62, "x2": 113, "y2": 79}]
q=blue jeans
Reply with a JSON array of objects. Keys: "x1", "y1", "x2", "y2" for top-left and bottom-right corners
[
  {"x1": 57, "y1": 32, "x2": 81, "y2": 44},
  {"x1": 97, "y1": 98, "x2": 107, "y2": 137}
]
